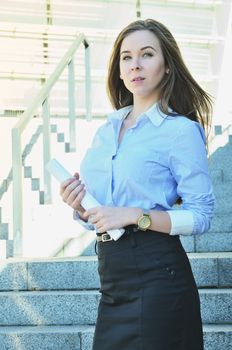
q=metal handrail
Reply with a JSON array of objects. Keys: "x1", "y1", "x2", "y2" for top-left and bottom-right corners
[{"x1": 11, "y1": 33, "x2": 91, "y2": 257}]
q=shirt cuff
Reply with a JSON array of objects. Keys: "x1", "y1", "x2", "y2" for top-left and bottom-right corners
[
  {"x1": 166, "y1": 210, "x2": 194, "y2": 235},
  {"x1": 73, "y1": 210, "x2": 95, "y2": 231}
]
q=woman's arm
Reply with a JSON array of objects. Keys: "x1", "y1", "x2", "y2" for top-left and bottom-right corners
[
  {"x1": 60, "y1": 173, "x2": 172, "y2": 234},
  {"x1": 83, "y1": 206, "x2": 171, "y2": 234},
  {"x1": 167, "y1": 121, "x2": 214, "y2": 235}
]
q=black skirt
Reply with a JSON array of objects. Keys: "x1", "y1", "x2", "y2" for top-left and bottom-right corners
[{"x1": 92, "y1": 226, "x2": 204, "y2": 350}]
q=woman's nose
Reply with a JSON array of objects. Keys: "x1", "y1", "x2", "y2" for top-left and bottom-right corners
[{"x1": 130, "y1": 59, "x2": 142, "y2": 71}]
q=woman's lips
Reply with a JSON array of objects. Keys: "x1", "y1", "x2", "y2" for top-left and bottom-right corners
[
  {"x1": 131, "y1": 77, "x2": 145, "y2": 82},
  {"x1": 131, "y1": 77, "x2": 145, "y2": 86}
]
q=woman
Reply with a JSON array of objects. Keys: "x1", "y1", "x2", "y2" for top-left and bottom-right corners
[{"x1": 60, "y1": 19, "x2": 214, "y2": 350}]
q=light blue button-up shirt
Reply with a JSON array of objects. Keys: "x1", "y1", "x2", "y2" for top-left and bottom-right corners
[{"x1": 79, "y1": 103, "x2": 214, "y2": 235}]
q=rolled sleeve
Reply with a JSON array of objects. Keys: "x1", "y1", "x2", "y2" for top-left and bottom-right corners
[
  {"x1": 167, "y1": 209, "x2": 194, "y2": 235},
  {"x1": 168, "y1": 121, "x2": 214, "y2": 235},
  {"x1": 73, "y1": 210, "x2": 95, "y2": 231}
]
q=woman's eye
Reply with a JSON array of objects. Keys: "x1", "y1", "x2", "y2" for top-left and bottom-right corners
[
  {"x1": 122, "y1": 55, "x2": 131, "y2": 61},
  {"x1": 121, "y1": 52, "x2": 153, "y2": 61},
  {"x1": 143, "y1": 52, "x2": 153, "y2": 57}
]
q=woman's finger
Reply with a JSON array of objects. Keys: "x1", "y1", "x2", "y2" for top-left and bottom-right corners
[
  {"x1": 60, "y1": 177, "x2": 76, "y2": 195},
  {"x1": 66, "y1": 183, "x2": 85, "y2": 206},
  {"x1": 83, "y1": 208, "x2": 98, "y2": 219},
  {"x1": 62, "y1": 180, "x2": 82, "y2": 201},
  {"x1": 73, "y1": 172, "x2": 80, "y2": 179},
  {"x1": 88, "y1": 214, "x2": 99, "y2": 224},
  {"x1": 72, "y1": 188, "x2": 86, "y2": 211}
]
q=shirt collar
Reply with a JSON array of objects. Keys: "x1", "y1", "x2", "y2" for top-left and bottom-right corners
[
  {"x1": 107, "y1": 105, "x2": 132, "y2": 121},
  {"x1": 144, "y1": 103, "x2": 170, "y2": 127},
  {"x1": 108, "y1": 103, "x2": 171, "y2": 127}
]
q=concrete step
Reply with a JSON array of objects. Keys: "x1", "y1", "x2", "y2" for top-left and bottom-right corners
[
  {"x1": 195, "y1": 232, "x2": 232, "y2": 252},
  {"x1": 203, "y1": 324, "x2": 232, "y2": 350},
  {"x1": 0, "y1": 324, "x2": 231, "y2": 350},
  {"x1": 180, "y1": 231, "x2": 232, "y2": 253},
  {"x1": 1, "y1": 253, "x2": 232, "y2": 291},
  {"x1": 190, "y1": 252, "x2": 232, "y2": 287},
  {"x1": 210, "y1": 214, "x2": 232, "y2": 233},
  {"x1": 0, "y1": 290, "x2": 99, "y2": 326},
  {"x1": 209, "y1": 147, "x2": 232, "y2": 182},
  {"x1": 212, "y1": 181, "x2": 232, "y2": 195},
  {"x1": 214, "y1": 197, "x2": 232, "y2": 214},
  {"x1": 199, "y1": 289, "x2": 232, "y2": 324},
  {"x1": 0, "y1": 325, "x2": 93, "y2": 350},
  {"x1": 0, "y1": 289, "x2": 231, "y2": 326},
  {"x1": 209, "y1": 144, "x2": 232, "y2": 161},
  {"x1": 210, "y1": 168, "x2": 232, "y2": 183}
]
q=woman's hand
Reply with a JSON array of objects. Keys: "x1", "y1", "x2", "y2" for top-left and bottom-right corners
[
  {"x1": 60, "y1": 172, "x2": 86, "y2": 215},
  {"x1": 83, "y1": 206, "x2": 141, "y2": 233}
]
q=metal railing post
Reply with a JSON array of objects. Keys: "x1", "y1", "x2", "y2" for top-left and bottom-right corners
[
  {"x1": 84, "y1": 41, "x2": 92, "y2": 121},
  {"x1": 12, "y1": 128, "x2": 23, "y2": 257},
  {"x1": 68, "y1": 59, "x2": 76, "y2": 151},
  {"x1": 42, "y1": 97, "x2": 52, "y2": 203}
]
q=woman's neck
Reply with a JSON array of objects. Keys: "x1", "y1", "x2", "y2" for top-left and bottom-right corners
[{"x1": 128, "y1": 98, "x2": 158, "y2": 120}]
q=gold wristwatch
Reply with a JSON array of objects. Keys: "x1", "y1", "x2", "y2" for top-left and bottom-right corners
[{"x1": 137, "y1": 209, "x2": 152, "y2": 231}]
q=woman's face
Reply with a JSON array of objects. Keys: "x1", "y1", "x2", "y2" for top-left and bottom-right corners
[{"x1": 119, "y1": 30, "x2": 167, "y2": 102}]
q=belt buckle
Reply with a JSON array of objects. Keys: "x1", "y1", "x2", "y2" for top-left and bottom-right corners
[{"x1": 101, "y1": 233, "x2": 113, "y2": 242}]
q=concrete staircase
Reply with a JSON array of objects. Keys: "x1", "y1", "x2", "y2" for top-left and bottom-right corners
[
  {"x1": 0, "y1": 252, "x2": 231, "y2": 350},
  {"x1": 1, "y1": 138, "x2": 232, "y2": 349}
]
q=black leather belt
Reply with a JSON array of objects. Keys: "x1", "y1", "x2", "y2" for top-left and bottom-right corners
[
  {"x1": 96, "y1": 233, "x2": 113, "y2": 242},
  {"x1": 96, "y1": 225, "x2": 139, "y2": 243}
]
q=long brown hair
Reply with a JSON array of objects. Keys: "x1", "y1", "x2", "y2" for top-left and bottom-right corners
[{"x1": 107, "y1": 19, "x2": 212, "y2": 137}]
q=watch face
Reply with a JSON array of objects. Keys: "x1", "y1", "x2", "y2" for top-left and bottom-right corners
[{"x1": 139, "y1": 215, "x2": 151, "y2": 229}]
